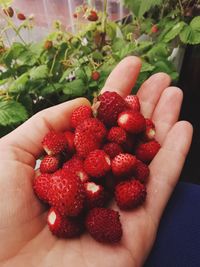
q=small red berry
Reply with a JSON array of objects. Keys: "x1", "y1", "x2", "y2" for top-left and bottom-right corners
[
  {"x1": 64, "y1": 131, "x2": 75, "y2": 154},
  {"x1": 84, "y1": 150, "x2": 111, "y2": 178},
  {"x1": 103, "y1": 142, "x2": 123, "y2": 159},
  {"x1": 44, "y1": 40, "x2": 53, "y2": 50},
  {"x1": 125, "y1": 95, "x2": 140, "y2": 112},
  {"x1": 91, "y1": 71, "x2": 100, "y2": 81},
  {"x1": 40, "y1": 155, "x2": 60, "y2": 174},
  {"x1": 107, "y1": 127, "x2": 127, "y2": 145},
  {"x1": 112, "y1": 153, "x2": 137, "y2": 177},
  {"x1": 70, "y1": 105, "x2": 92, "y2": 129},
  {"x1": 151, "y1": 25, "x2": 158, "y2": 33},
  {"x1": 86, "y1": 208, "x2": 122, "y2": 243},
  {"x1": 87, "y1": 10, "x2": 98, "y2": 21},
  {"x1": 142, "y1": 119, "x2": 156, "y2": 141},
  {"x1": 17, "y1": 13, "x2": 26, "y2": 20},
  {"x1": 118, "y1": 110, "x2": 146, "y2": 134},
  {"x1": 115, "y1": 180, "x2": 147, "y2": 210},
  {"x1": 134, "y1": 160, "x2": 150, "y2": 183},
  {"x1": 47, "y1": 208, "x2": 83, "y2": 238},
  {"x1": 73, "y1": 13, "x2": 78, "y2": 18},
  {"x1": 42, "y1": 131, "x2": 68, "y2": 156},
  {"x1": 33, "y1": 173, "x2": 51, "y2": 203},
  {"x1": 135, "y1": 140, "x2": 161, "y2": 163},
  {"x1": 84, "y1": 182, "x2": 107, "y2": 208}
]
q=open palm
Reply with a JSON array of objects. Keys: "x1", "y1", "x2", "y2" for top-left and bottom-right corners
[{"x1": 0, "y1": 57, "x2": 193, "y2": 267}]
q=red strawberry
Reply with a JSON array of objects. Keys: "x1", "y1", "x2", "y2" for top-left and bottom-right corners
[
  {"x1": 48, "y1": 170, "x2": 85, "y2": 216},
  {"x1": 87, "y1": 10, "x2": 98, "y2": 21},
  {"x1": 125, "y1": 95, "x2": 140, "y2": 112},
  {"x1": 40, "y1": 155, "x2": 60, "y2": 174},
  {"x1": 64, "y1": 131, "x2": 75, "y2": 153},
  {"x1": 103, "y1": 142, "x2": 123, "y2": 159},
  {"x1": 91, "y1": 71, "x2": 100, "y2": 81},
  {"x1": 84, "y1": 150, "x2": 111, "y2": 178},
  {"x1": 17, "y1": 13, "x2": 26, "y2": 20},
  {"x1": 86, "y1": 208, "x2": 122, "y2": 243},
  {"x1": 74, "y1": 131, "x2": 100, "y2": 159},
  {"x1": 118, "y1": 110, "x2": 146, "y2": 134},
  {"x1": 73, "y1": 13, "x2": 78, "y2": 18},
  {"x1": 135, "y1": 140, "x2": 161, "y2": 163},
  {"x1": 63, "y1": 156, "x2": 89, "y2": 183},
  {"x1": 112, "y1": 153, "x2": 137, "y2": 177},
  {"x1": 84, "y1": 182, "x2": 106, "y2": 208},
  {"x1": 47, "y1": 208, "x2": 83, "y2": 238},
  {"x1": 142, "y1": 119, "x2": 156, "y2": 141},
  {"x1": 96, "y1": 91, "x2": 128, "y2": 126},
  {"x1": 3, "y1": 7, "x2": 14, "y2": 17},
  {"x1": 76, "y1": 118, "x2": 107, "y2": 142},
  {"x1": 151, "y1": 24, "x2": 158, "y2": 33},
  {"x1": 122, "y1": 133, "x2": 136, "y2": 153},
  {"x1": 44, "y1": 40, "x2": 53, "y2": 50},
  {"x1": 107, "y1": 127, "x2": 127, "y2": 145},
  {"x1": 42, "y1": 131, "x2": 68, "y2": 156},
  {"x1": 115, "y1": 180, "x2": 146, "y2": 210},
  {"x1": 33, "y1": 173, "x2": 51, "y2": 203},
  {"x1": 134, "y1": 160, "x2": 150, "y2": 183},
  {"x1": 70, "y1": 105, "x2": 92, "y2": 129}
]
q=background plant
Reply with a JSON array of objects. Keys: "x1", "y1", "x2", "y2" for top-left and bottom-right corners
[{"x1": 0, "y1": 0, "x2": 200, "y2": 136}]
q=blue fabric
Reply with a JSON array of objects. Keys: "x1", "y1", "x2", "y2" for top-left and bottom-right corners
[{"x1": 144, "y1": 182, "x2": 200, "y2": 267}]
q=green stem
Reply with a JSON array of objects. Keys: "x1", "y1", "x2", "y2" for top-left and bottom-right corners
[
  {"x1": 50, "y1": 51, "x2": 59, "y2": 76},
  {"x1": 102, "y1": 0, "x2": 108, "y2": 34}
]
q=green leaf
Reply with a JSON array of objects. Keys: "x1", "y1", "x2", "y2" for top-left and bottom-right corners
[
  {"x1": 29, "y1": 65, "x2": 48, "y2": 80},
  {"x1": 40, "y1": 83, "x2": 63, "y2": 96},
  {"x1": 180, "y1": 16, "x2": 200, "y2": 45},
  {"x1": 146, "y1": 43, "x2": 170, "y2": 61},
  {"x1": 0, "y1": 0, "x2": 13, "y2": 8},
  {"x1": 9, "y1": 73, "x2": 29, "y2": 93},
  {"x1": 138, "y1": 0, "x2": 163, "y2": 18},
  {"x1": 141, "y1": 61, "x2": 155, "y2": 72},
  {"x1": 0, "y1": 100, "x2": 28, "y2": 126},
  {"x1": 63, "y1": 79, "x2": 87, "y2": 97},
  {"x1": 162, "y1": 21, "x2": 186, "y2": 43}
]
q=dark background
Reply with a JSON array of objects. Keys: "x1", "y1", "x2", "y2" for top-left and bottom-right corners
[{"x1": 178, "y1": 44, "x2": 200, "y2": 185}]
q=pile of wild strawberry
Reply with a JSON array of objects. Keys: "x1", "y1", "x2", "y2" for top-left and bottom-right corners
[{"x1": 33, "y1": 91, "x2": 160, "y2": 243}]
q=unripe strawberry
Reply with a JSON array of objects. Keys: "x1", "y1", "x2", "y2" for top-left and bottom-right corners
[
  {"x1": 91, "y1": 71, "x2": 100, "y2": 81},
  {"x1": 44, "y1": 40, "x2": 53, "y2": 50}
]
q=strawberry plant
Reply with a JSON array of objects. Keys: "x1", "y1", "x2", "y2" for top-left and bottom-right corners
[{"x1": 0, "y1": 0, "x2": 200, "y2": 136}]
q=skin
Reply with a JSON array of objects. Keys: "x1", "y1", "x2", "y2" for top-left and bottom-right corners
[{"x1": 0, "y1": 56, "x2": 193, "y2": 267}]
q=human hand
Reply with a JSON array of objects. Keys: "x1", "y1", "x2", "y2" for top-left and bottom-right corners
[{"x1": 0, "y1": 57, "x2": 193, "y2": 267}]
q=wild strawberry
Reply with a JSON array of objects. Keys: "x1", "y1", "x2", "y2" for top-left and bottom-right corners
[
  {"x1": 91, "y1": 71, "x2": 100, "y2": 81},
  {"x1": 125, "y1": 95, "x2": 140, "y2": 112},
  {"x1": 74, "y1": 131, "x2": 100, "y2": 158},
  {"x1": 17, "y1": 13, "x2": 26, "y2": 20},
  {"x1": 40, "y1": 155, "x2": 60, "y2": 174},
  {"x1": 112, "y1": 153, "x2": 137, "y2": 178},
  {"x1": 107, "y1": 127, "x2": 127, "y2": 145},
  {"x1": 86, "y1": 208, "x2": 122, "y2": 243},
  {"x1": 84, "y1": 182, "x2": 107, "y2": 209},
  {"x1": 118, "y1": 110, "x2": 146, "y2": 134},
  {"x1": 151, "y1": 24, "x2": 158, "y2": 33},
  {"x1": 70, "y1": 105, "x2": 92, "y2": 129},
  {"x1": 47, "y1": 208, "x2": 83, "y2": 238},
  {"x1": 87, "y1": 10, "x2": 98, "y2": 21},
  {"x1": 142, "y1": 119, "x2": 156, "y2": 141},
  {"x1": 44, "y1": 40, "x2": 53, "y2": 50},
  {"x1": 96, "y1": 91, "x2": 128, "y2": 127},
  {"x1": 64, "y1": 131, "x2": 75, "y2": 153},
  {"x1": 3, "y1": 7, "x2": 14, "y2": 17},
  {"x1": 135, "y1": 140, "x2": 161, "y2": 163},
  {"x1": 134, "y1": 160, "x2": 150, "y2": 183},
  {"x1": 33, "y1": 173, "x2": 51, "y2": 203},
  {"x1": 103, "y1": 142, "x2": 123, "y2": 159},
  {"x1": 48, "y1": 170, "x2": 85, "y2": 216},
  {"x1": 115, "y1": 180, "x2": 146, "y2": 210},
  {"x1": 63, "y1": 156, "x2": 89, "y2": 183},
  {"x1": 84, "y1": 150, "x2": 111, "y2": 178},
  {"x1": 42, "y1": 131, "x2": 68, "y2": 156},
  {"x1": 73, "y1": 13, "x2": 78, "y2": 18}
]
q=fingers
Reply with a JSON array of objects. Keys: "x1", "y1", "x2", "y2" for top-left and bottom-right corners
[
  {"x1": 0, "y1": 98, "x2": 90, "y2": 159},
  {"x1": 101, "y1": 56, "x2": 142, "y2": 97},
  {"x1": 137, "y1": 73, "x2": 171, "y2": 118},
  {"x1": 146, "y1": 121, "x2": 193, "y2": 224},
  {"x1": 152, "y1": 87, "x2": 183, "y2": 144}
]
